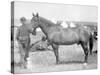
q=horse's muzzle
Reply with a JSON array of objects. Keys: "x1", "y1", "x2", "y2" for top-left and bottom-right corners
[{"x1": 32, "y1": 31, "x2": 36, "y2": 35}]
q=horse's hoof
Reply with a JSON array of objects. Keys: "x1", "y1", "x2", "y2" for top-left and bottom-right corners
[{"x1": 83, "y1": 63, "x2": 87, "y2": 66}]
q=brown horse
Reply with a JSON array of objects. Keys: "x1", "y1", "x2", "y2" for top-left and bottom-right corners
[{"x1": 31, "y1": 13, "x2": 93, "y2": 64}]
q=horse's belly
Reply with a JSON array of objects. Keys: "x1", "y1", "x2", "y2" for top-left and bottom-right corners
[
  {"x1": 60, "y1": 39, "x2": 79, "y2": 45},
  {"x1": 53, "y1": 35, "x2": 79, "y2": 45},
  {"x1": 49, "y1": 31, "x2": 80, "y2": 45},
  {"x1": 62, "y1": 34, "x2": 79, "y2": 43},
  {"x1": 63, "y1": 41, "x2": 78, "y2": 45},
  {"x1": 54, "y1": 40, "x2": 78, "y2": 45}
]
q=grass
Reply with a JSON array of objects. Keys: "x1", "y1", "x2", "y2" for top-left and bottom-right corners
[{"x1": 13, "y1": 30, "x2": 97, "y2": 74}]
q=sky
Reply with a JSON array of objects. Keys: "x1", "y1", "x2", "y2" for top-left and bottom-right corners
[{"x1": 14, "y1": 1, "x2": 98, "y2": 22}]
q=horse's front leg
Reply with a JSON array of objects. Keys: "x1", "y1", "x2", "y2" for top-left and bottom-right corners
[{"x1": 52, "y1": 44, "x2": 59, "y2": 64}]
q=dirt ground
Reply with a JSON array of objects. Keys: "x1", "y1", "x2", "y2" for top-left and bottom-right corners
[{"x1": 14, "y1": 43, "x2": 97, "y2": 74}]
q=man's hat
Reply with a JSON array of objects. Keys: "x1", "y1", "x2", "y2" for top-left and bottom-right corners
[{"x1": 20, "y1": 17, "x2": 26, "y2": 22}]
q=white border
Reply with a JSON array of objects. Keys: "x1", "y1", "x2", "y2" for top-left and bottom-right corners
[{"x1": 0, "y1": 0, "x2": 99, "y2": 75}]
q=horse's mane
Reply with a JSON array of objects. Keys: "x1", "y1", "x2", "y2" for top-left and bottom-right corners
[{"x1": 39, "y1": 16, "x2": 56, "y2": 26}]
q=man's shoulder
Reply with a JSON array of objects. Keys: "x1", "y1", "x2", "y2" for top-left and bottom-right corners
[{"x1": 17, "y1": 25, "x2": 23, "y2": 31}]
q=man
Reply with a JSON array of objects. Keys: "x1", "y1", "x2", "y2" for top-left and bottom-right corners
[{"x1": 16, "y1": 17, "x2": 33, "y2": 68}]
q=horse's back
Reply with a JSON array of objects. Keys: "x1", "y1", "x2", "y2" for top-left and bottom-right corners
[
  {"x1": 48, "y1": 26, "x2": 80, "y2": 44},
  {"x1": 49, "y1": 26, "x2": 91, "y2": 44}
]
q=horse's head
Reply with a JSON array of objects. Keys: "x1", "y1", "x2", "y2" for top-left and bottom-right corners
[{"x1": 31, "y1": 13, "x2": 40, "y2": 35}]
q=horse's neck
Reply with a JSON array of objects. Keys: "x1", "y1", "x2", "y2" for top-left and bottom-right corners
[
  {"x1": 39, "y1": 16, "x2": 55, "y2": 26},
  {"x1": 39, "y1": 17, "x2": 54, "y2": 35},
  {"x1": 39, "y1": 23, "x2": 50, "y2": 37},
  {"x1": 39, "y1": 17, "x2": 65, "y2": 36}
]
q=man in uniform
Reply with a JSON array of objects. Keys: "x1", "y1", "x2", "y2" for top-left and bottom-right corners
[{"x1": 16, "y1": 17, "x2": 34, "y2": 68}]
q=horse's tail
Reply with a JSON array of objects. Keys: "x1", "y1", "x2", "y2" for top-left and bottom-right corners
[{"x1": 89, "y1": 33, "x2": 93, "y2": 55}]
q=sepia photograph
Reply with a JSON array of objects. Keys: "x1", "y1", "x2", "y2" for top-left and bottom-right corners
[{"x1": 11, "y1": 1, "x2": 98, "y2": 74}]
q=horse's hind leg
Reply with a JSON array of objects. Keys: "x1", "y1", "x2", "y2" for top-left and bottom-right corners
[
  {"x1": 52, "y1": 44, "x2": 59, "y2": 64},
  {"x1": 81, "y1": 42, "x2": 89, "y2": 64}
]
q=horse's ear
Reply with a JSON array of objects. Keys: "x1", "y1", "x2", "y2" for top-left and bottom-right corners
[
  {"x1": 32, "y1": 13, "x2": 35, "y2": 16},
  {"x1": 36, "y1": 13, "x2": 39, "y2": 17}
]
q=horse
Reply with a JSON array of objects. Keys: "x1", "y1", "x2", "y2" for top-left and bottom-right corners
[
  {"x1": 16, "y1": 17, "x2": 35, "y2": 68},
  {"x1": 31, "y1": 13, "x2": 93, "y2": 65}
]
